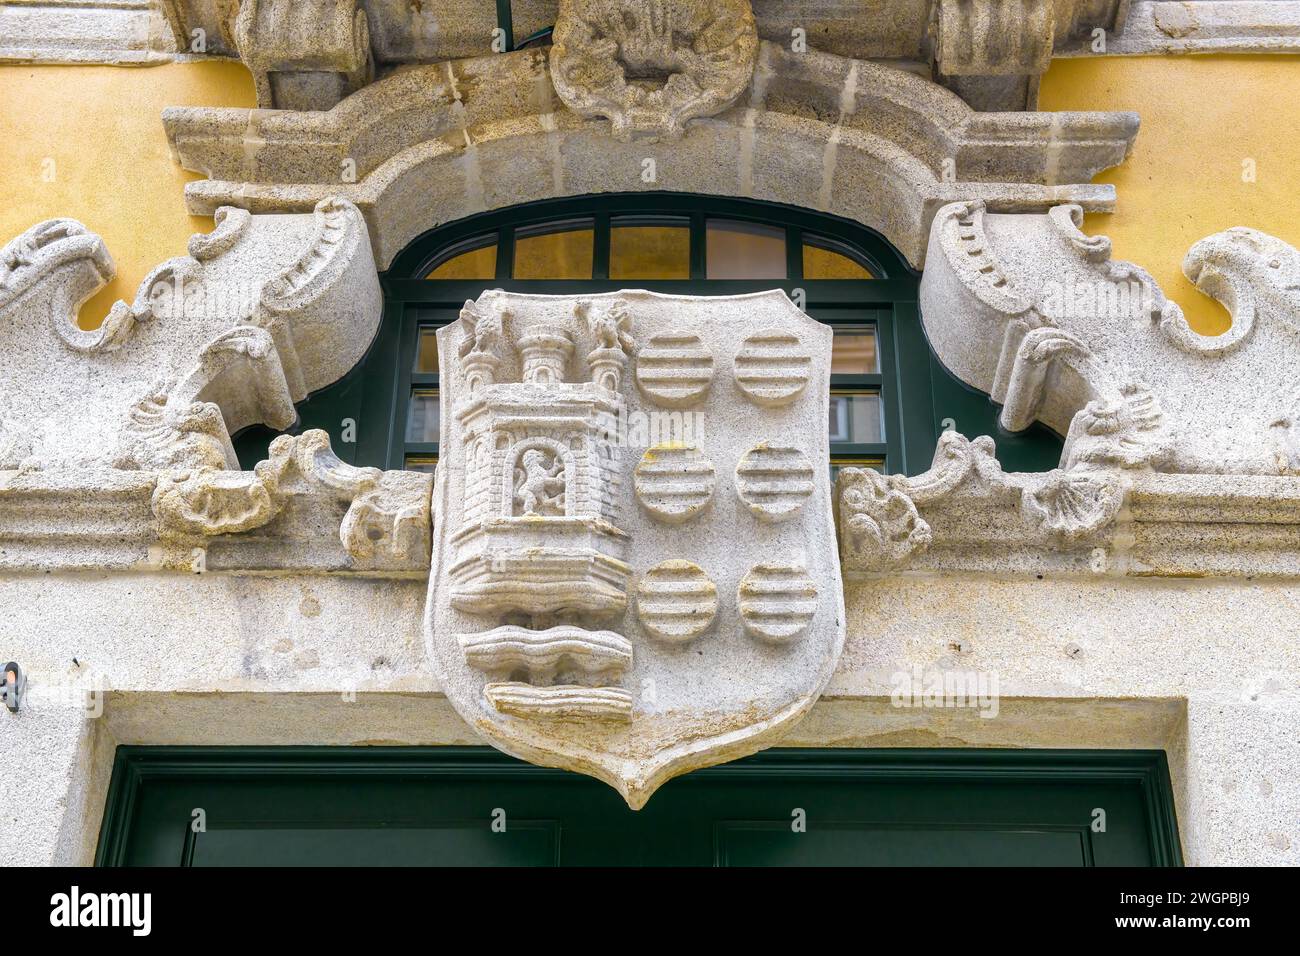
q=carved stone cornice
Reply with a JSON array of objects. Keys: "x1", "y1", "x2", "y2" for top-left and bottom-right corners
[
  {"x1": 0, "y1": 0, "x2": 179, "y2": 64},
  {"x1": 1056, "y1": 1, "x2": 1300, "y2": 56},
  {"x1": 162, "y1": 45, "x2": 1136, "y2": 268},
  {"x1": 11, "y1": 1, "x2": 1300, "y2": 115},
  {"x1": 0, "y1": 431, "x2": 431, "y2": 575},
  {"x1": 837, "y1": 433, "x2": 1300, "y2": 579}
]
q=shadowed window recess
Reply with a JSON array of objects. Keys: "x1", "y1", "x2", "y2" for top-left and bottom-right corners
[{"x1": 228, "y1": 194, "x2": 1064, "y2": 477}]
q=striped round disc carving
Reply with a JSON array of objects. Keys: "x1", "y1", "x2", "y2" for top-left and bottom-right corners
[
  {"x1": 636, "y1": 560, "x2": 718, "y2": 643},
  {"x1": 635, "y1": 331, "x2": 715, "y2": 407},
  {"x1": 733, "y1": 328, "x2": 813, "y2": 406},
  {"x1": 634, "y1": 444, "x2": 716, "y2": 523},
  {"x1": 738, "y1": 564, "x2": 820, "y2": 645},
  {"x1": 734, "y1": 443, "x2": 815, "y2": 522}
]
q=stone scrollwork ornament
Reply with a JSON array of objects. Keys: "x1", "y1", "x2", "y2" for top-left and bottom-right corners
[
  {"x1": 836, "y1": 431, "x2": 1129, "y2": 572},
  {"x1": 427, "y1": 289, "x2": 843, "y2": 807},
  {"x1": 550, "y1": 0, "x2": 759, "y2": 139},
  {"x1": 152, "y1": 429, "x2": 430, "y2": 566},
  {"x1": 0, "y1": 197, "x2": 380, "y2": 474},
  {"x1": 922, "y1": 199, "x2": 1300, "y2": 478}
]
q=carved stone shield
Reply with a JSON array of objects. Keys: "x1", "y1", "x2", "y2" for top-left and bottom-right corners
[{"x1": 426, "y1": 289, "x2": 844, "y2": 807}]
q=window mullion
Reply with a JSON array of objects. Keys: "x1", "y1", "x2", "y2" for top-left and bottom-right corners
[
  {"x1": 786, "y1": 225, "x2": 804, "y2": 280},
  {"x1": 495, "y1": 225, "x2": 515, "y2": 280},
  {"x1": 592, "y1": 210, "x2": 611, "y2": 279},
  {"x1": 689, "y1": 211, "x2": 707, "y2": 279}
]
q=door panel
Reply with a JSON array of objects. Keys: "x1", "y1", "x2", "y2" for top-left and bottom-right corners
[
  {"x1": 716, "y1": 824, "x2": 1091, "y2": 867},
  {"x1": 186, "y1": 824, "x2": 560, "y2": 867},
  {"x1": 98, "y1": 748, "x2": 1182, "y2": 867}
]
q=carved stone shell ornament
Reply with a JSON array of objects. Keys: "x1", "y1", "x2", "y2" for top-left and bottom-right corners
[{"x1": 549, "y1": 0, "x2": 759, "y2": 139}]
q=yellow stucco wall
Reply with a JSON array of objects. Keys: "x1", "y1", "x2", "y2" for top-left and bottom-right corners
[
  {"x1": 1039, "y1": 56, "x2": 1300, "y2": 336},
  {"x1": 0, "y1": 56, "x2": 1296, "y2": 336},
  {"x1": 0, "y1": 62, "x2": 255, "y2": 325}
]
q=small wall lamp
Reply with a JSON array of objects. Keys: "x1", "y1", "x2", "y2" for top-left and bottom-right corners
[{"x1": 1, "y1": 662, "x2": 23, "y2": 713}]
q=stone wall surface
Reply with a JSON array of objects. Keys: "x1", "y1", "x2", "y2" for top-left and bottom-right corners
[
  {"x1": 3, "y1": 198, "x2": 1300, "y2": 860},
  {"x1": 1, "y1": 570, "x2": 1295, "y2": 863},
  {"x1": 3, "y1": 0, "x2": 1300, "y2": 864}
]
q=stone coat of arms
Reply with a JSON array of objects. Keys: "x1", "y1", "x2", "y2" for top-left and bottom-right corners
[{"x1": 426, "y1": 289, "x2": 844, "y2": 806}]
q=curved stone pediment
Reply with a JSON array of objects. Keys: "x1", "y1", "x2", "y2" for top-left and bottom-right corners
[
  {"x1": 835, "y1": 201, "x2": 1300, "y2": 578},
  {"x1": 162, "y1": 43, "x2": 1136, "y2": 268},
  {"x1": 920, "y1": 200, "x2": 1300, "y2": 477},
  {"x1": 0, "y1": 198, "x2": 380, "y2": 473}
]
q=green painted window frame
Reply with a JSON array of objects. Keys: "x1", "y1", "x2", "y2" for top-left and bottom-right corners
[
  {"x1": 230, "y1": 193, "x2": 1064, "y2": 476},
  {"x1": 95, "y1": 746, "x2": 1183, "y2": 867}
]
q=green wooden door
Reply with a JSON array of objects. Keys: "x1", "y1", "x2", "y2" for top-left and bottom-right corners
[{"x1": 97, "y1": 748, "x2": 1182, "y2": 867}]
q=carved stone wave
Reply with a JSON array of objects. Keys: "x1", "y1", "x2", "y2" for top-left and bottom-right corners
[
  {"x1": 634, "y1": 444, "x2": 716, "y2": 523},
  {"x1": 733, "y1": 329, "x2": 812, "y2": 406},
  {"x1": 448, "y1": 547, "x2": 630, "y2": 618},
  {"x1": 485, "y1": 682, "x2": 633, "y2": 722},
  {"x1": 459, "y1": 625, "x2": 633, "y2": 681},
  {"x1": 734, "y1": 443, "x2": 815, "y2": 521}
]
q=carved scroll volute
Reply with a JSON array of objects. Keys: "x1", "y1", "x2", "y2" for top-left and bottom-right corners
[{"x1": 550, "y1": 0, "x2": 759, "y2": 139}]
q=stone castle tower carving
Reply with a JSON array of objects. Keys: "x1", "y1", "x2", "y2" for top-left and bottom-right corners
[{"x1": 448, "y1": 297, "x2": 636, "y2": 719}]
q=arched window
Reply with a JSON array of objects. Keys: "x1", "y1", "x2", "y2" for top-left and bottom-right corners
[{"x1": 232, "y1": 194, "x2": 1062, "y2": 474}]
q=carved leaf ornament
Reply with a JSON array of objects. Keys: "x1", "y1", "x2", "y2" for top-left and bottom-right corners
[{"x1": 550, "y1": 0, "x2": 759, "y2": 139}]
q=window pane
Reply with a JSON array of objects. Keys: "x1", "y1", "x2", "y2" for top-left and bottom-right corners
[
  {"x1": 425, "y1": 238, "x2": 496, "y2": 279},
  {"x1": 405, "y1": 456, "x2": 439, "y2": 474},
  {"x1": 831, "y1": 457, "x2": 885, "y2": 481},
  {"x1": 610, "y1": 218, "x2": 690, "y2": 279},
  {"x1": 803, "y1": 237, "x2": 875, "y2": 279},
  {"x1": 514, "y1": 220, "x2": 594, "y2": 279},
  {"x1": 832, "y1": 330, "x2": 879, "y2": 374},
  {"x1": 406, "y1": 389, "x2": 440, "y2": 443},
  {"x1": 416, "y1": 328, "x2": 439, "y2": 373},
  {"x1": 829, "y1": 392, "x2": 883, "y2": 444},
  {"x1": 706, "y1": 219, "x2": 785, "y2": 279}
]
